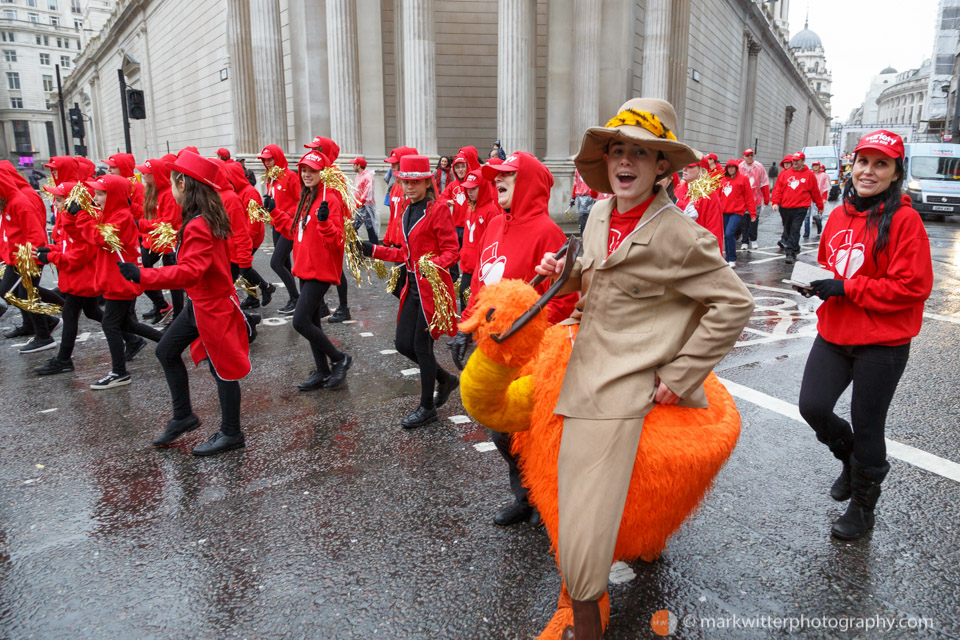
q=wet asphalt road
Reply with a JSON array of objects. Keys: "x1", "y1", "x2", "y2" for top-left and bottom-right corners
[{"x1": 1, "y1": 206, "x2": 959, "y2": 639}]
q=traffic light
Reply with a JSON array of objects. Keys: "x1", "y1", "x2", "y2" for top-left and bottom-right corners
[
  {"x1": 126, "y1": 88, "x2": 146, "y2": 120},
  {"x1": 69, "y1": 106, "x2": 85, "y2": 139},
  {"x1": 74, "y1": 144, "x2": 87, "y2": 156}
]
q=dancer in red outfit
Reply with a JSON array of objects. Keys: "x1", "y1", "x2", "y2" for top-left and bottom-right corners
[
  {"x1": 105, "y1": 153, "x2": 145, "y2": 221},
  {"x1": 674, "y1": 158, "x2": 723, "y2": 251},
  {"x1": 455, "y1": 169, "x2": 501, "y2": 312},
  {"x1": 382, "y1": 146, "x2": 418, "y2": 248},
  {"x1": 118, "y1": 151, "x2": 251, "y2": 456},
  {"x1": 226, "y1": 160, "x2": 276, "y2": 309},
  {"x1": 137, "y1": 155, "x2": 185, "y2": 323},
  {"x1": 259, "y1": 144, "x2": 302, "y2": 314}
]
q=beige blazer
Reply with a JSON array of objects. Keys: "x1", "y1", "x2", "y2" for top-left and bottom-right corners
[{"x1": 554, "y1": 190, "x2": 754, "y2": 420}]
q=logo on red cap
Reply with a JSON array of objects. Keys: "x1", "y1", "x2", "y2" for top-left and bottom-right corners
[{"x1": 855, "y1": 130, "x2": 905, "y2": 159}]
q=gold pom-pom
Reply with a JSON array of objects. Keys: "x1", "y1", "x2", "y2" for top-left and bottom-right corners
[
  {"x1": 234, "y1": 276, "x2": 258, "y2": 298},
  {"x1": 342, "y1": 216, "x2": 365, "y2": 287},
  {"x1": 385, "y1": 265, "x2": 402, "y2": 295},
  {"x1": 372, "y1": 259, "x2": 389, "y2": 280},
  {"x1": 64, "y1": 183, "x2": 95, "y2": 214},
  {"x1": 147, "y1": 222, "x2": 178, "y2": 252},
  {"x1": 97, "y1": 223, "x2": 124, "y2": 254},
  {"x1": 263, "y1": 166, "x2": 285, "y2": 183},
  {"x1": 247, "y1": 199, "x2": 272, "y2": 224},
  {"x1": 687, "y1": 171, "x2": 722, "y2": 203},
  {"x1": 41, "y1": 177, "x2": 56, "y2": 202},
  {"x1": 2, "y1": 242, "x2": 62, "y2": 316},
  {"x1": 417, "y1": 252, "x2": 457, "y2": 335}
]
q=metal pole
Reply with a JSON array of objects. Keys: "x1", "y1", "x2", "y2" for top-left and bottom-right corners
[
  {"x1": 118, "y1": 69, "x2": 131, "y2": 154},
  {"x1": 55, "y1": 64, "x2": 68, "y2": 155},
  {"x1": 74, "y1": 102, "x2": 84, "y2": 155}
]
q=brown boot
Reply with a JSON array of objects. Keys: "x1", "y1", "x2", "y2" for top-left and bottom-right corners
[{"x1": 561, "y1": 598, "x2": 603, "y2": 639}]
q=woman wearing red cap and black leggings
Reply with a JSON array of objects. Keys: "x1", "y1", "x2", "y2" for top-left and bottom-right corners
[
  {"x1": 260, "y1": 145, "x2": 302, "y2": 314},
  {"x1": 797, "y1": 130, "x2": 933, "y2": 540}
]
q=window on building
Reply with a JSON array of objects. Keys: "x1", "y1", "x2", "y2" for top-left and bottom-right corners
[
  {"x1": 49, "y1": 15, "x2": 58, "y2": 26},
  {"x1": 75, "y1": 39, "x2": 79, "y2": 50},
  {"x1": 56, "y1": 37, "x2": 61, "y2": 47},
  {"x1": 39, "y1": 52, "x2": 49, "y2": 64},
  {"x1": 73, "y1": 19, "x2": 81, "y2": 30},
  {"x1": 816, "y1": 82, "x2": 821, "y2": 91},
  {"x1": 42, "y1": 74, "x2": 53, "y2": 91},
  {"x1": 26, "y1": 0, "x2": 36, "y2": 6},
  {"x1": 3, "y1": 49, "x2": 15, "y2": 62},
  {"x1": 45, "y1": 99, "x2": 53, "y2": 109},
  {"x1": 43, "y1": 35, "x2": 48, "y2": 45},
  {"x1": 6, "y1": 71, "x2": 19, "y2": 89},
  {"x1": 60, "y1": 54, "x2": 70, "y2": 67},
  {"x1": 0, "y1": 0, "x2": 12, "y2": 4},
  {"x1": 936, "y1": 55, "x2": 953, "y2": 75},
  {"x1": 71, "y1": 0, "x2": 80, "y2": 12},
  {"x1": 3, "y1": 9, "x2": 16, "y2": 19},
  {"x1": 942, "y1": 6, "x2": 960, "y2": 29},
  {"x1": 1, "y1": 31, "x2": 14, "y2": 42},
  {"x1": 47, "y1": 0, "x2": 57, "y2": 10},
  {"x1": 10, "y1": 97, "x2": 23, "y2": 109},
  {"x1": 12, "y1": 120, "x2": 30, "y2": 152},
  {"x1": 28, "y1": 12, "x2": 39, "y2": 23}
]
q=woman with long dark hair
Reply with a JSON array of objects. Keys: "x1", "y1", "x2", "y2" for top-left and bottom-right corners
[
  {"x1": 797, "y1": 130, "x2": 933, "y2": 540},
  {"x1": 434, "y1": 155, "x2": 452, "y2": 192},
  {"x1": 118, "y1": 151, "x2": 252, "y2": 456}
]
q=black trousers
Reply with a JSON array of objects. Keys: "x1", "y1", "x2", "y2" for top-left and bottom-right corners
[
  {"x1": 230, "y1": 257, "x2": 266, "y2": 290},
  {"x1": 0, "y1": 264, "x2": 63, "y2": 339},
  {"x1": 141, "y1": 248, "x2": 185, "y2": 315},
  {"x1": 57, "y1": 293, "x2": 136, "y2": 361},
  {"x1": 101, "y1": 299, "x2": 164, "y2": 375},
  {"x1": 799, "y1": 335, "x2": 910, "y2": 467},
  {"x1": 292, "y1": 279, "x2": 344, "y2": 375},
  {"x1": 737, "y1": 212, "x2": 759, "y2": 242},
  {"x1": 353, "y1": 206, "x2": 379, "y2": 244},
  {"x1": 779, "y1": 207, "x2": 807, "y2": 255},
  {"x1": 270, "y1": 228, "x2": 298, "y2": 300},
  {"x1": 333, "y1": 277, "x2": 348, "y2": 309},
  {"x1": 491, "y1": 430, "x2": 530, "y2": 506},
  {"x1": 395, "y1": 283, "x2": 451, "y2": 409},
  {"x1": 155, "y1": 301, "x2": 241, "y2": 436}
]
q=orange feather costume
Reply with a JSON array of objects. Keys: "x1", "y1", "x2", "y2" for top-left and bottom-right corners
[{"x1": 459, "y1": 279, "x2": 741, "y2": 638}]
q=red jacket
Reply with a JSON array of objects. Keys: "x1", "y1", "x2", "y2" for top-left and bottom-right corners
[
  {"x1": 0, "y1": 169, "x2": 48, "y2": 264},
  {"x1": 108, "y1": 153, "x2": 145, "y2": 220},
  {"x1": 49, "y1": 196, "x2": 101, "y2": 297},
  {"x1": 675, "y1": 181, "x2": 723, "y2": 251},
  {"x1": 372, "y1": 199, "x2": 460, "y2": 338},
  {"x1": 718, "y1": 168, "x2": 757, "y2": 218},
  {"x1": 383, "y1": 180, "x2": 408, "y2": 248},
  {"x1": 219, "y1": 186, "x2": 253, "y2": 268},
  {"x1": 440, "y1": 146, "x2": 492, "y2": 229},
  {"x1": 461, "y1": 152, "x2": 577, "y2": 325},
  {"x1": 139, "y1": 155, "x2": 183, "y2": 254},
  {"x1": 772, "y1": 165, "x2": 824, "y2": 211},
  {"x1": 272, "y1": 188, "x2": 346, "y2": 284},
  {"x1": 815, "y1": 195, "x2": 932, "y2": 347},
  {"x1": 262, "y1": 144, "x2": 301, "y2": 234},
  {"x1": 227, "y1": 161, "x2": 265, "y2": 249},
  {"x1": 459, "y1": 175, "x2": 502, "y2": 275},
  {"x1": 140, "y1": 215, "x2": 251, "y2": 380},
  {"x1": 76, "y1": 175, "x2": 143, "y2": 300}
]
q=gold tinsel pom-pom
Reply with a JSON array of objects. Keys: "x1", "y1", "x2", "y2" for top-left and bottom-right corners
[
  {"x1": 385, "y1": 265, "x2": 401, "y2": 295},
  {"x1": 97, "y1": 223, "x2": 124, "y2": 254},
  {"x1": 372, "y1": 259, "x2": 389, "y2": 280},
  {"x1": 247, "y1": 200, "x2": 272, "y2": 224},
  {"x1": 417, "y1": 253, "x2": 457, "y2": 335},
  {"x1": 64, "y1": 183, "x2": 95, "y2": 215},
  {"x1": 42, "y1": 176, "x2": 56, "y2": 202},
  {"x1": 263, "y1": 166, "x2": 285, "y2": 183},
  {"x1": 319, "y1": 166, "x2": 356, "y2": 215},
  {"x1": 234, "y1": 277, "x2": 258, "y2": 298},
  {"x1": 147, "y1": 222, "x2": 178, "y2": 252},
  {"x1": 2, "y1": 242, "x2": 62, "y2": 316},
  {"x1": 342, "y1": 217, "x2": 366, "y2": 287},
  {"x1": 687, "y1": 171, "x2": 722, "y2": 203}
]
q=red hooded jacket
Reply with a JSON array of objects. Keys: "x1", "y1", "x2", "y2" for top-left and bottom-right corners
[
  {"x1": 227, "y1": 161, "x2": 265, "y2": 249},
  {"x1": 719, "y1": 162, "x2": 757, "y2": 218},
  {"x1": 76, "y1": 175, "x2": 143, "y2": 300},
  {"x1": 371, "y1": 197, "x2": 460, "y2": 339},
  {"x1": 47, "y1": 182, "x2": 100, "y2": 297},
  {"x1": 139, "y1": 155, "x2": 183, "y2": 254},
  {"x1": 0, "y1": 168, "x2": 48, "y2": 264},
  {"x1": 108, "y1": 153, "x2": 145, "y2": 220},
  {"x1": 675, "y1": 181, "x2": 723, "y2": 251},
  {"x1": 461, "y1": 152, "x2": 576, "y2": 324},
  {"x1": 140, "y1": 215, "x2": 251, "y2": 381},
  {"x1": 772, "y1": 165, "x2": 824, "y2": 211},
  {"x1": 382, "y1": 146, "x2": 419, "y2": 247},
  {"x1": 439, "y1": 146, "x2": 487, "y2": 229},
  {"x1": 815, "y1": 195, "x2": 932, "y2": 346},
  {"x1": 459, "y1": 174, "x2": 502, "y2": 275},
  {"x1": 75, "y1": 157, "x2": 96, "y2": 181},
  {"x1": 217, "y1": 178, "x2": 253, "y2": 268},
  {"x1": 261, "y1": 144, "x2": 301, "y2": 233},
  {"x1": 271, "y1": 171, "x2": 346, "y2": 284}
]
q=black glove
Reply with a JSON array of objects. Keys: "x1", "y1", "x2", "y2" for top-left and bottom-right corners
[
  {"x1": 569, "y1": 198, "x2": 575, "y2": 208},
  {"x1": 67, "y1": 202, "x2": 82, "y2": 215},
  {"x1": 360, "y1": 241, "x2": 374, "y2": 257},
  {"x1": 317, "y1": 200, "x2": 329, "y2": 222},
  {"x1": 263, "y1": 194, "x2": 276, "y2": 212},
  {"x1": 36, "y1": 246, "x2": 51, "y2": 264},
  {"x1": 448, "y1": 331, "x2": 473, "y2": 371},
  {"x1": 117, "y1": 261, "x2": 140, "y2": 283},
  {"x1": 808, "y1": 279, "x2": 845, "y2": 300}
]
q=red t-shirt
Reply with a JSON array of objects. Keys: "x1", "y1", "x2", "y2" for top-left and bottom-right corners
[{"x1": 607, "y1": 195, "x2": 655, "y2": 256}]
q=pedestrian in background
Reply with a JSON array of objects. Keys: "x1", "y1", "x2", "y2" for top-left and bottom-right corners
[
  {"x1": 772, "y1": 151, "x2": 822, "y2": 264},
  {"x1": 434, "y1": 155, "x2": 452, "y2": 192},
  {"x1": 570, "y1": 168, "x2": 597, "y2": 234},
  {"x1": 351, "y1": 156, "x2": 379, "y2": 244},
  {"x1": 797, "y1": 130, "x2": 932, "y2": 541},
  {"x1": 738, "y1": 149, "x2": 770, "y2": 250},
  {"x1": 718, "y1": 158, "x2": 755, "y2": 266}
]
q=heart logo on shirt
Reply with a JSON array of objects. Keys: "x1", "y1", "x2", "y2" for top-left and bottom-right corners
[
  {"x1": 788, "y1": 178, "x2": 800, "y2": 190},
  {"x1": 722, "y1": 185, "x2": 733, "y2": 197},
  {"x1": 455, "y1": 192, "x2": 466, "y2": 206},
  {"x1": 827, "y1": 229, "x2": 865, "y2": 278},
  {"x1": 749, "y1": 177, "x2": 755, "y2": 187}
]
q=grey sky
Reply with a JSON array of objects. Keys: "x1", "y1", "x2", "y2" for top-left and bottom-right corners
[{"x1": 788, "y1": 0, "x2": 941, "y2": 121}]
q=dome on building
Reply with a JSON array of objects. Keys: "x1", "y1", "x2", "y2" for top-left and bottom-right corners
[
  {"x1": 880, "y1": 66, "x2": 898, "y2": 74},
  {"x1": 789, "y1": 20, "x2": 822, "y2": 51}
]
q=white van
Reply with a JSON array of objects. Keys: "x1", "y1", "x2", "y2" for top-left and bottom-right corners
[
  {"x1": 802, "y1": 145, "x2": 841, "y2": 191},
  {"x1": 903, "y1": 143, "x2": 960, "y2": 221}
]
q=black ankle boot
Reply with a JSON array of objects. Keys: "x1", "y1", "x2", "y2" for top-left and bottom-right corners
[
  {"x1": 152, "y1": 413, "x2": 201, "y2": 446},
  {"x1": 831, "y1": 456, "x2": 890, "y2": 540},
  {"x1": 827, "y1": 437, "x2": 853, "y2": 502},
  {"x1": 324, "y1": 353, "x2": 352, "y2": 389}
]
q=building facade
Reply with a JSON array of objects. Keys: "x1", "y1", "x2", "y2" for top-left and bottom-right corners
[
  {"x1": 924, "y1": 0, "x2": 960, "y2": 139},
  {"x1": 788, "y1": 19, "x2": 831, "y2": 116},
  {"x1": 0, "y1": 0, "x2": 89, "y2": 167},
  {"x1": 877, "y1": 61, "x2": 930, "y2": 130},
  {"x1": 61, "y1": 0, "x2": 829, "y2": 212}
]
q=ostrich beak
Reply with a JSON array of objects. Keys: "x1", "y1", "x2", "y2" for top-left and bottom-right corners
[{"x1": 490, "y1": 237, "x2": 580, "y2": 344}]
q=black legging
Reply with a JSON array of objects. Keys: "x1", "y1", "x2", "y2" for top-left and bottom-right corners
[
  {"x1": 292, "y1": 279, "x2": 344, "y2": 375},
  {"x1": 395, "y1": 282, "x2": 452, "y2": 409},
  {"x1": 334, "y1": 277, "x2": 348, "y2": 309},
  {"x1": 270, "y1": 228, "x2": 298, "y2": 300},
  {"x1": 798, "y1": 334, "x2": 910, "y2": 467},
  {"x1": 458, "y1": 272, "x2": 473, "y2": 314},
  {"x1": 141, "y1": 247, "x2": 185, "y2": 315},
  {"x1": 57, "y1": 293, "x2": 136, "y2": 361},
  {"x1": 101, "y1": 299, "x2": 164, "y2": 376},
  {"x1": 155, "y1": 301, "x2": 241, "y2": 436},
  {"x1": 0, "y1": 263, "x2": 63, "y2": 339}
]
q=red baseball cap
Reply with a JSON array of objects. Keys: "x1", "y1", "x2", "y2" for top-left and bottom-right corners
[
  {"x1": 43, "y1": 180, "x2": 75, "y2": 197},
  {"x1": 811, "y1": 160, "x2": 821, "y2": 167},
  {"x1": 257, "y1": 146, "x2": 274, "y2": 160},
  {"x1": 216, "y1": 148, "x2": 231, "y2": 160},
  {"x1": 854, "y1": 129, "x2": 905, "y2": 160},
  {"x1": 705, "y1": 152, "x2": 719, "y2": 162},
  {"x1": 84, "y1": 176, "x2": 111, "y2": 191},
  {"x1": 686, "y1": 158, "x2": 710, "y2": 170},
  {"x1": 305, "y1": 136, "x2": 322, "y2": 149},
  {"x1": 724, "y1": 158, "x2": 740, "y2": 168},
  {"x1": 396, "y1": 155, "x2": 433, "y2": 180},
  {"x1": 352, "y1": 156, "x2": 367, "y2": 169},
  {"x1": 43, "y1": 157, "x2": 68, "y2": 169},
  {"x1": 461, "y1": 169, "x2": 483, "y2": 189},
  {"x1": 165, "y1": 150, "x2": 223, "y2": 190},
  {"x1": 452, "y1": 155, "x2": 467, "y2": 166},
  {"x1": 297, "y1": 151, "x2": 329, "y2": 172},
  {"x1": 102, "y1": 157, "x2": 119, "y2": 168},
  {"x1": 481, "y1": 153, "x2": 521, "y2": 180},
  {"x1": 384, "y1": 146, "x2": 418, "y2": 164},
  {"x1": 743, "y1": 148, "x2": 755, "y2": 156},
  {"x1": 792, "y1": 151, "x2": 805, "y2": 161},
  {"x1": 135, "y1": 161, "x2": 153, "y2": 175}
]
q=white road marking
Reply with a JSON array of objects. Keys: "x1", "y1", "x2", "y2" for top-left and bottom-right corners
[
  {"x1": 608, "y1": 561, "x2": 637, "y2": 585},
  {"x1": 401, "y1": 368, "x2": 419, "y2": 376},
  {"x1": 39, "y1": 408, "x2": 58, "y2": 414},
  {"x1": 473, "y1": 442, "x2": 497, "y2": 452},
  {"x1": 341, "y1": 320, "x2": 357, "y2": 324},
  {"x1": 448, "y1": 415, "x2": 472, "y2": 424},
  {"x1": 262, "y1": 317, "x2": 288, "y2": 326},
  {"x1": 380, "y1": 349, "x2": 398, "y2": 355},
  {"x1": 924, "y1": 312, "x2": 960, "y2": 325},
  {"x1": 359, "y1": 332, "x2": 373, "y2": 337},
  {"x1": 719, "y1": 377, "x2": 960, "y2": 484}
]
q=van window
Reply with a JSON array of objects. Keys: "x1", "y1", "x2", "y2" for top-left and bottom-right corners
[
  {"x1": 911, "y1": 156, "x2": 960, "y2": 181},
  {"x1": 808, "y1": 157, "x2": 838, "y2": 170}
]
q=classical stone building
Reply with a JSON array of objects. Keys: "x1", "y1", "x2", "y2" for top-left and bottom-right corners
[
  {"x1": 788, "y1": 18, "x2": 831, "y2": 116},
  {"x1": 924, "y1": 0, "x2": 960, "y2": 140},
  {"x1": 877, "y1": 60, "x2": 930, "y2": 130},
  {"x1": 61, "y1": 0, "x2": 829, "y2": 212}
]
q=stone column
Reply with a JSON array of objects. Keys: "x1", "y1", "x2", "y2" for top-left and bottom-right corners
[
  {"x1": 356, "y1": 0, "x2": 386, "y2": 158},
  {"x1": 399, "y1": 0, "x2": 437, "y2": 155},
  {"x1": 497, "y1": 0, "x2": 537, "y2": 154},
  {"x1": 249, "y1": 0, "x2": 287, "y2": 148},
  {"x1": 667, "y1": 0, "x2": 691, "y2": 128},
  {"x1": 326, "y1": 0, "x2": 362, "y2": 154},
  {"x1": 739, "y1": 38, "x2": 761, "y2": 153},
  {"x1": 545, "y1": 0, "x2": 573, "y2": 158},
  {"x1": 572, "y1": 0, "x2": 601, "y2": 138},
  {"x1": 641, "y1": 0, "x2": 670, "y2": 99},
  {"x1": 289, "y1": 0, "x2": 329, "y2": 147}
]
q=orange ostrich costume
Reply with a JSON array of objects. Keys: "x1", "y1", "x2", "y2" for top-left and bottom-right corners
[{"x1": 459, "y1": 279, "x2": 742, "y2": 639}]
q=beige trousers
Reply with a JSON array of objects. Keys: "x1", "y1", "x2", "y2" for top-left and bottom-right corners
[{"x1": 557, "y1": 414, "x2": 647, "y2": 601}]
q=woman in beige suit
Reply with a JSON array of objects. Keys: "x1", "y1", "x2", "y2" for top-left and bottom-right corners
[{"x1": 536, "y1": 98, "x2": 754, "y2": 639}]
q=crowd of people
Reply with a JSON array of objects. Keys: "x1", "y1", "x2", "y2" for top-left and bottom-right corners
[{"x1": 0, "y1": 95, "x2": 934, "y2": 636}]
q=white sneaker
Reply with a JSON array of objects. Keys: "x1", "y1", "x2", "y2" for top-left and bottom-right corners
[
  {"x1": 90, "y1": 371, "x2": 132, "y2": 390},
  {"x1": 740, "y1": 243, "x2": 749, "y2": 251},
  {"x1": 748, "y1": 241, "x2": 756, "y2": 250},
  {"x1": 728, "y1": 261, "x2": 737, "y2": 268}
]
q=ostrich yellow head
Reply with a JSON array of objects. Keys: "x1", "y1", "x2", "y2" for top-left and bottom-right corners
[{"x1": 458, "y1": 279, "x2": 551, "y2": 369}]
